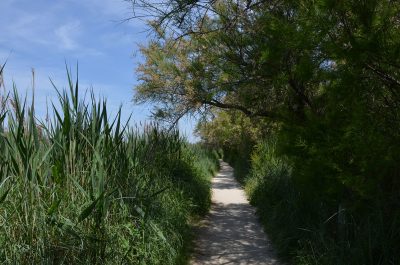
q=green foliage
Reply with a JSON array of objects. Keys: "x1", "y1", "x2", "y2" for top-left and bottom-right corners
[
  {"x1": 246, "y1": 137, "x2": 400, "y2": 265},
  {"x1": 0, "y1": 69, "x2": 217, "y2": 264},
  {"x1": 133, "y1": 0, "x2": 400, "y2": 263},
  {"x1": 196, "y1": 110, "x2": 268, "y2": 182}
]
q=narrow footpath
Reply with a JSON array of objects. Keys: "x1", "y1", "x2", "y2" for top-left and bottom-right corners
[{"x1": 190, "y1": 161, "x2": 281, "y2": 265}]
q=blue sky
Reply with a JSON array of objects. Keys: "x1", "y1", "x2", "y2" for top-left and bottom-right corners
[{"x1": 0, "y1": 0, "x2": 198, "y2": 141}]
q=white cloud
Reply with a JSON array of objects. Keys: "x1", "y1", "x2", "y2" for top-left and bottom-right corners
[
  {"x1": 0, "y1": 3, "x2": 100, "y2": 55},
  {"x1": 0, "y1": 0, "x2": 155, "y2": 128},
  {"x1": 55, "y1": 21, "x2": 81, "y2": 50},
  {"x1": 0, "y1": 13, "x2": 50, "y2": 46}
]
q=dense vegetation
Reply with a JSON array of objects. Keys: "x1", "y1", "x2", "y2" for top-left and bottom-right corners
[
  {"x1": 0, "y1": 67, "x2": 219, "y2": 264},
  {"x1": 131, "y1": 0, "x2": 400, "y2": 264}
]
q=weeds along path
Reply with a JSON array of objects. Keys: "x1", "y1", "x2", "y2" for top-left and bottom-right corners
[{"x1": 190, "y1": 161, "x2": 281, "y2": 265}]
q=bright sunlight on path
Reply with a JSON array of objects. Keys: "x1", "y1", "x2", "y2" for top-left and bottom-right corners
[{"x1": 190, "y1": 161, "x2": 281, "y2": 265}]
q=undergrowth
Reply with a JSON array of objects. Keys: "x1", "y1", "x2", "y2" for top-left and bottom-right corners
[{"x1": 244, "y1": 138, "x2": 399, "y2": 265}]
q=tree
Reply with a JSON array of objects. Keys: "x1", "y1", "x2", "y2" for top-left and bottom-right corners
[
  {"x1": 133, "y1": 0, "x2": 400, "y2": 126},
  {"x1": 131, "y1": 0, "x2": 400, "y2": 263},
  {"x1": 133, "y1": 0, "x2": 325, "y2": 124}
]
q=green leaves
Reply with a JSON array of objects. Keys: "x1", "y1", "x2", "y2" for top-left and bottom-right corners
[
  {"x1": 78, "y1": 191, "x2": 105, "y2": 222},
  {"x1": 0, "y1": 61, "x2": 217, "y2": 264},
  {"x1": 78, "y1": 188, "x2": 118, "y2": 223},
  {"x1": 140, "y1": 0, "x2": 400, "y2": 263},
  {"x1": 0, "y1": 187, "x2": 11, "y2": 205},
  {"x1": 47, "y1": 199, "x2": 61, "y2": 216}
]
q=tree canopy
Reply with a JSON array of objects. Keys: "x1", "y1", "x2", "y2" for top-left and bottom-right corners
[
  {"x1": 131, "y1": 0, "x2": 400, "y2": 263},
  {"x1": 134, "y1": 0, "x2": 400, "y2": 126}
]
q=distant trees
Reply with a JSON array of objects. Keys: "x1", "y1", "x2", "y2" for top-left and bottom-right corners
[{"x1": 131, "y1": 0, "x2": 400, "y2": 263}]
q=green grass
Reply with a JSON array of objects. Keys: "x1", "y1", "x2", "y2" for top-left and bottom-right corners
[{"x1": 0, "y1": 68, "x2": 218, "y2": 264}]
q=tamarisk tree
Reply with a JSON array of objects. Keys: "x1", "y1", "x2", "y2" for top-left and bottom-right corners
[{"x1": 131, "y1": 1, "x2": 400, "y2": 263}]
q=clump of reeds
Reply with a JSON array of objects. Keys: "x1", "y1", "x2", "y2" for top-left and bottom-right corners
[{"x1": 0, "y1": 66, "x2": 217, "y2": 264}]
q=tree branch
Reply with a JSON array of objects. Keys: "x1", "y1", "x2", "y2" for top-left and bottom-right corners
[{"x1": 203, "y1": 98, "x2": 278, "y2": 119}]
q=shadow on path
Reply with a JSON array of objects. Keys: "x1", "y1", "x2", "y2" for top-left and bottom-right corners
[{"x1": 190, "y1": 161, "x2": 281, "y2": 265}]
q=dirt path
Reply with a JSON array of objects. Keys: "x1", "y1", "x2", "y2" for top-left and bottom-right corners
[{"x1": 190, "y1": 161, "x2": 281, "y2": 265}]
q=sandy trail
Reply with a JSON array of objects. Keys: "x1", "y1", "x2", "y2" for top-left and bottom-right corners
[{"x1": 190, "y1": 161, "x2": 281, "y2": 265}]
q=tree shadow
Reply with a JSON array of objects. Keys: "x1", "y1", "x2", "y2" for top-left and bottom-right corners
[
  {"x1": 191, "y1": 162, "x2": 281, "y2": 265},
  {"x1": 192, "y1": 202, "x2": 280, "y2": 264}
]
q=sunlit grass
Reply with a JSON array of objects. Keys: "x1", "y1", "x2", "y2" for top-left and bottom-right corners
[{"x1": 0, "y1": 66, "x2": 218, "y2": 264}]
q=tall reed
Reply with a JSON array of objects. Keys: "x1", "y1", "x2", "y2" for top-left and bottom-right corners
[{"x1": 0, "y1": 67, "x2": 218, "y2": 264}]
